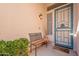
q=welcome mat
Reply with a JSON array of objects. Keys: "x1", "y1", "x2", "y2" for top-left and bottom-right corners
[{"x1": 53, "y1": 45, "x2": 69, "y2": 53}]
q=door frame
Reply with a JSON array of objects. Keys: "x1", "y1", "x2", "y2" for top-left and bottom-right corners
[{"x1": 54, "y1": 4, "x2": 73, "y2": 49}]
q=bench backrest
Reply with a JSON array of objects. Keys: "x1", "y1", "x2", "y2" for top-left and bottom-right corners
[{"x1": 29, "y1": 32, "x2": 42, "y2": 42}]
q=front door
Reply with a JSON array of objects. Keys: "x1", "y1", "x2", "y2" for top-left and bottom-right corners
[{"x1": 54, "y1": 4, "x2": 73, "y2": 49}]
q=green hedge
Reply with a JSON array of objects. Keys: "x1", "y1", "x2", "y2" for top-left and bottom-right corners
[{"x1": 0, "y1": 38, "x2": 29, "y2": 56}]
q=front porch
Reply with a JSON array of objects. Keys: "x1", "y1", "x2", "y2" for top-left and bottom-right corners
[{"x1": 30, "y1": 42, "x2": 76, "y2": 56}]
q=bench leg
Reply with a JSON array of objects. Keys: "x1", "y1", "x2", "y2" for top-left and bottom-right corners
[
  {"x1": 35, "y1": 46, "x2": 37, "y2": 56},
  {"x1": 30, "y1": 45, "x2": 32, "y2": 53},
  {"x1": 46, "y1": 41, "x2": 48, "y2": 48}
]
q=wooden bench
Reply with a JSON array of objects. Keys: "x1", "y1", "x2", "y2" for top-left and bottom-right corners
[{"x1": 29, "y1": 33, "x2": 49, "y2": 56}]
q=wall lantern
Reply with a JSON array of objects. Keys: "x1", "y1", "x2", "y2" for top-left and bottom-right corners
[{"x1": 39, "y1": 13, "x2": 43, "y2": 20}]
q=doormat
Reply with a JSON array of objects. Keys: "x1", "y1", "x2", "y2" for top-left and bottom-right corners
[{"x1": 53, "y1": 45, "x2": 69, "y2": 53}]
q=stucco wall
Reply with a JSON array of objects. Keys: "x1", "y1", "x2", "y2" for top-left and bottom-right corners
[
  {"x1": 73, "y1": 3, "x2": 78, "y2": 51},
  {"x1": 0, "y1": 4, "x2": 47, "y2": 40},
  {"x1": 74, "y1": 3, "x2": 79, "y2": 55}
]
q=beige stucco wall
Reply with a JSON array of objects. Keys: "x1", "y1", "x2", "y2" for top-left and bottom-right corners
[
  {"x1": 74, "y1": 3, "x2": 79, "y2": 55},
  {"x1": 0, "y1": 4, "x2": 47, "y2": 40},
  {"x1": 73, "y1": 4, "x2": 78, "y2": 51}
]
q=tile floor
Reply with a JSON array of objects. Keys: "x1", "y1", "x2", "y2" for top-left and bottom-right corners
[{"x1": 30, "y1": 43, "x2": 76, "y2": 56}]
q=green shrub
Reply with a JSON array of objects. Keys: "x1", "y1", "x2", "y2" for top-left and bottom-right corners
[{"x1": 0, "y1": 38, "x2": 29, "y2": 56}]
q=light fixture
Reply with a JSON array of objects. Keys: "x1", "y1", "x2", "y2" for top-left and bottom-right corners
[{"x1": 39, "y1": 13, "x2": 43, "y2": 20}]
